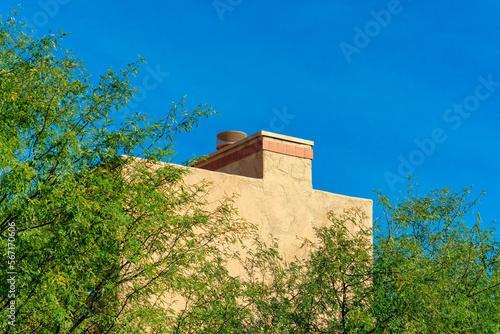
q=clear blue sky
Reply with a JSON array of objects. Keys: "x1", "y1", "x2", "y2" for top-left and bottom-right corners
[{"x1": 2, "y1": 1, "x2": 499, "y2": 227}]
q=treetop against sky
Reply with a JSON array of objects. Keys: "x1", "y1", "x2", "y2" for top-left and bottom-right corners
[{"x1": 1, "y1": 1, "x2": 499, "y2": 225}]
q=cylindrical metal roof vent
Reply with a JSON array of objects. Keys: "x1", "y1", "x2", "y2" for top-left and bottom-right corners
[{"x1": 216, "y1": 131, "x2": 247, "y2": 150}]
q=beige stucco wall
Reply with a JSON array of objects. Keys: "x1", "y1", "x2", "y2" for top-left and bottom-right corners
[
  {"x1": 217, "y1": 151, "x2": 264, "y2": 179},
  {"x1": 182, "y1": 150, "x2": 372, "y2": 263},
  {"x1": 122, "y1": 131, "x2": 372, "y2": 264},
  {"x1": 118, "y1": 131, "x2": 372, "y2": 321}
]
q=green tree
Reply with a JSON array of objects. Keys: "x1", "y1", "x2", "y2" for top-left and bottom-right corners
[
  {"x1": 0, "y1": 13, "x2": 252, "y2": 333},
  {"x1": 372, "y1": 184, "x2": 500, "y2": 333},
  {"x1": 235, "y1": 209, "x2": 374, "y2": 334},
  {"x1": 233, "y1": 184, "x2": 500, "y2": 333},
  {"x1": 2, "y1": 11, "x2": 499, "y2": 334}
]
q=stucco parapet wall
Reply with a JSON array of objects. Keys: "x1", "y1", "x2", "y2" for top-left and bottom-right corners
[
  {"x1": 194, "y1": 131, "x2": 314, "y2": 173},
  {"x1": 181, "y1": 165, "x2": 372, "y2": 261},
  {"x1": 116, "y1": 156, "x2": 372, "y2": 262}
]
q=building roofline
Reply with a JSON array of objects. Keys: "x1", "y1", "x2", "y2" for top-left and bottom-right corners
[{"x1": 204, "y1": 131, "x2": 314, "y2": 159}]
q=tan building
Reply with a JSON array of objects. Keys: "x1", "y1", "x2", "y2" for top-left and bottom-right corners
[
  {"x1": 114, "y1": 130, "x2": 373, "y2": 328},
  {"x1": 183, "y1": 130, "x2": 372, "y2": 262}
]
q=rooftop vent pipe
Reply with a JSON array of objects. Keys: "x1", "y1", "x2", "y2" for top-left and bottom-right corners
[{"x1": 216, "y1": 131, "x2": 247, "y2": 150}]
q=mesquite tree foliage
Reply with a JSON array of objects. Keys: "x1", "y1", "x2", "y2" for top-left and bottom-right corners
[
  {"x1": 0, "y1": 13, "x2": 251, "y2": 333},
  {"x1": 1, "y1": 12, "x2": 499, "y2": 334}
]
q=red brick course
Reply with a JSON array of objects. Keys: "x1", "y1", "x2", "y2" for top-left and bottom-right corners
[
  {"x1": 295, "y1": 147, "x2": 305, "y2": 158},
  {"x1": 196, "y1": 139, "x2": 313, "y2": 171}
]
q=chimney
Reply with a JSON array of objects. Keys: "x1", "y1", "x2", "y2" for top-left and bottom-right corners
[
  {"x1": 194, "y1": 131, "x2": 314, "y2": 188},
  {"x1": 216, "y1": 131, "x2": 247, "y2": 150}
]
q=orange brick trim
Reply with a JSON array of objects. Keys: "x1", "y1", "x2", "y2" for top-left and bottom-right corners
[
  {"x1": 263, "y1": 139, "x2": 313, "y2": 160},
  {"x1": 198, "y1": 140, "x2": 262, "y2": 171},
  {"x1": 197, "y1": 139, "x2": 312, "y2": 171}
]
